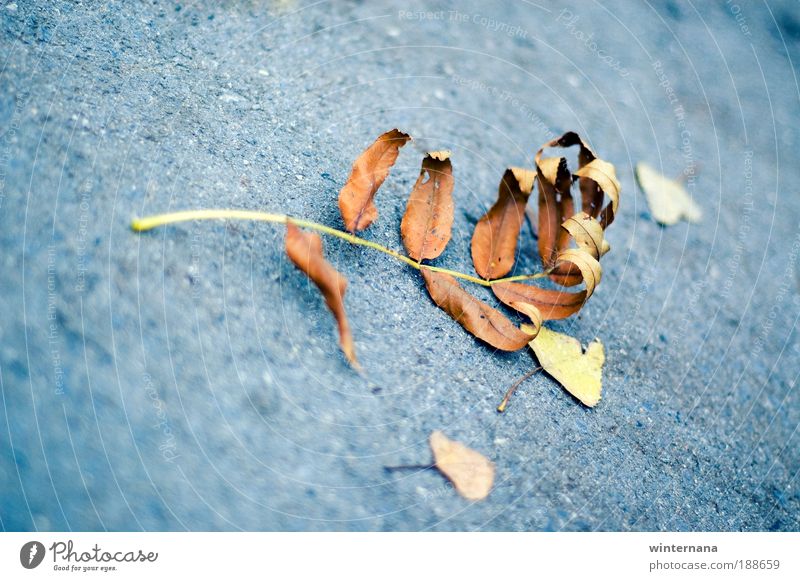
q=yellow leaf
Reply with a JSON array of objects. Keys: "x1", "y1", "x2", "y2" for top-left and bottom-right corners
[
  {"x1": 574, "y1": 158, "x2": 620, "y2": 223},
  {"x1": 554, "y1": 248, "x2": 602, "y2": 298},
  {"x1": 635, "y1": 162, "x2": 701, "y2": 225},
  {"x1": 514, "y1": 301, "x2": 543, "y2": 338},
  {"x1": 529, "y1": 326, "x2": 604, "y2": 407},
  {"x1": 429, "y1": 431, "x2": 495, "y2": 501},
  {"x1": 562, "y1": 212, "x2": 610, "y2": 259}
]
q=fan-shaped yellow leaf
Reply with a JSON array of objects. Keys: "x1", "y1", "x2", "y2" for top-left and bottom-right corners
[{"x1": 529, "y1": 326, "x2": 604, "y2": 407}]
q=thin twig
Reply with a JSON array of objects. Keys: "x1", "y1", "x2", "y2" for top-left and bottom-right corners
[
  {"x1": 383, "y1": 464, "x2": 435, "y2": 472},
  {"x1": 497, "y1": 366, "x2": 542, "y2": 413}
]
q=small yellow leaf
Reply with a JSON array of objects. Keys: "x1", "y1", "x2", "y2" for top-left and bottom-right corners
[
  {"x1": 429, "y1": 431, "x2": 495, "y2": 501},
  {"x1": 529, "y1": 326, "x2": 604, "y2": 407},
  {"x1": 635, "y1": 162, "x2": 701, "y2": 225}
]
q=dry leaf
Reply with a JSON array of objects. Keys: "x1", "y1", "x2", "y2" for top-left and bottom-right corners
[
  {"x1": 430, "y1": 431, "x2": 495, "y2": 501},
  {"x1": 575, "y1": 158, "x2": 621, "y2": 229},
  {"x1": 492, "y1": 233, "x2": 600, "y2": 320},
  {"x1": 493, "y1": 282, "x2": 586, "y2": 320},
  {"x1": 471, "y1": 167, "x2": 535, "y2": 280},
  {"x1": 573, "y1": 135, "x2": 603, "y2": 217},
  {"x1": 421, "y1": 269, "x2": 530, "y2": 351},
  {"x1": 338, "y1": 128, "x2": 411, "y2": 233},
  {"x1": 554, "y1": 248, "x2": 602, "y2": 299},
  {"x1": 635, "y1": 162, "x2": 701, "y2": 225},
  {"x1": 400, "y1": 151, "x2": 455, "y2": 261},
  {"x1": 541, "y1": 131, "x2": 620, "y2": 226},
  {"x1": 528, "y1": 326, "x2": 604, "y2": 407},
  {"x1": 512, "y1": 301, "x2": 542, "y2": 338},
  {"x1": 285, "y1": 223, "x2": 358, "y2": 369},
  {"x1": 536, "y1": 155, "x2": 574, "y2": 271},
  {"x1": 535, "y1": 133, "x2": 620, "y2": 286},
  {"x1": 562, "y1": 212, "x2": 610, "y2": 259}
]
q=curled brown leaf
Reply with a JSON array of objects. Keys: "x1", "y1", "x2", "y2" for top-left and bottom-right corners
[
  {"x1": 400, "y1": 151, "x2": 455, "y2": 261},
  {"x1": 535, "y1": 155, "x2": 574, "y2": 273},
  {"x1": 575, "y1": 158, "x2": 620, "y2": 229},
  {"x1": 535, "y1": 132, "x2": 619, "y2": 286},
  {"x1": 285, "y1": 222, "x2": 359, "y2": 369},
  {"x1": 470, "y1": 167, "x2": 535, "y2": 280},
  {"x1": 548, "y1": 131, "x2": 602, "y2": 218},
  {"x1": 493, "y1": 246, "x2": 600, "y2": 319},
  {"x1": 338, "y1": 128, "x2": 411, "y2": 233},
  {"x1": 421, "y1": 269, "x2": 530, "y2": 351}
]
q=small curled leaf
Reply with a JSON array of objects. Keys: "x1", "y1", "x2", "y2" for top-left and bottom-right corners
[
  {"x1": 400, "y1": 151, "x2": 455, "y2": 261},
  {"x1": 338, "y1": 128, "x2": 411, "y2": 233},
  {"x1": 513, "y1": 301, "x2": 543, "y2": 339},
  {"x1": 554, "y1": 248, "x2": 602, "y2": 299},
  {"x1": 285, "y1": 222, "x2": 359, "y2": 369},
  {"x1": 538, "y1": 131, "x2": 620, "y2": 224},
  {"x1": 421, "y1": 269, "x2": 530, "y2": 352},
  {"x1": 575, "y1": 158, "x2": 621, "y2": 229},
  {"x1": 562, "y1": 212, "x2": 610, "y2": 259},
  {"x1": 470, "y1": 167, "x2": 535, "y2": 280},
  {"x1": 535, "y1": 155, "x2": 574, "y2": 271}
]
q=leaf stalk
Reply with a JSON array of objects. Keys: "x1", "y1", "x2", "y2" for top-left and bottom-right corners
[{"x1": 131, "y1": 209, "x2": 550, "y2": 287}]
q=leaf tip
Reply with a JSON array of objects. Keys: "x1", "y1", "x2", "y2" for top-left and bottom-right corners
[
  {"x1": 427, "y1": 150, "x2": 451, "y2": 161},
  {"x1": 510, "y1": 166, "x2": 536, "y2": 194}
]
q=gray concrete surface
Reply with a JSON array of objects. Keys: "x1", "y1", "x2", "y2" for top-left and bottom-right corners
[{"x1": 1, "y1": 0, "x2": 799, "y2": 531}]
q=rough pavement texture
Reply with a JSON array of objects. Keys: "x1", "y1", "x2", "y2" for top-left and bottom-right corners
[{"x1": 1, "y1": 0, "x2": 799, "y2": 531}]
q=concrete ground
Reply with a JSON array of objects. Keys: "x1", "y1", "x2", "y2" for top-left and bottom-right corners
[{"x1": 1, "y1": 0, "x2": 799, "y2": 531}]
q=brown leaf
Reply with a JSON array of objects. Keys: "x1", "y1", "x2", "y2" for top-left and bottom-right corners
[
  {"x1": 470, "y1": 167, "x2": 535, "y2": 280},
  {"x1": 285, "y1": 222, "x2": 359, "y2": 369},
  {"x1": 421, "y1": 269, "x2": 530, "y2": 351},
  {"x1": 575, "y1": 158, "x2": 621, "y2": 229},
  {"x1": 493, "y1": 228, "x2": 601, "y2": 320},
  {"x1": 535, "y1": 155, "x2": 574, "y2": 272},
  {"x1": 338, "y1": 128, "x2": 411, "y2": 233},
  {"x1": 430, "y1": 431, "x2": 494, "y2": 501},
  {"x1": 549, "y1": 131, "x2": 603, "y2": 218},
  {"x1": 536, "y1": 132, "x2": 620, "y2": 226},
  {"x1": 492, "y1": 282, "x2": 587, "y2": 320},
  {"x1": 400, "y1": 151, "x2": 455, "y2": 261}
]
